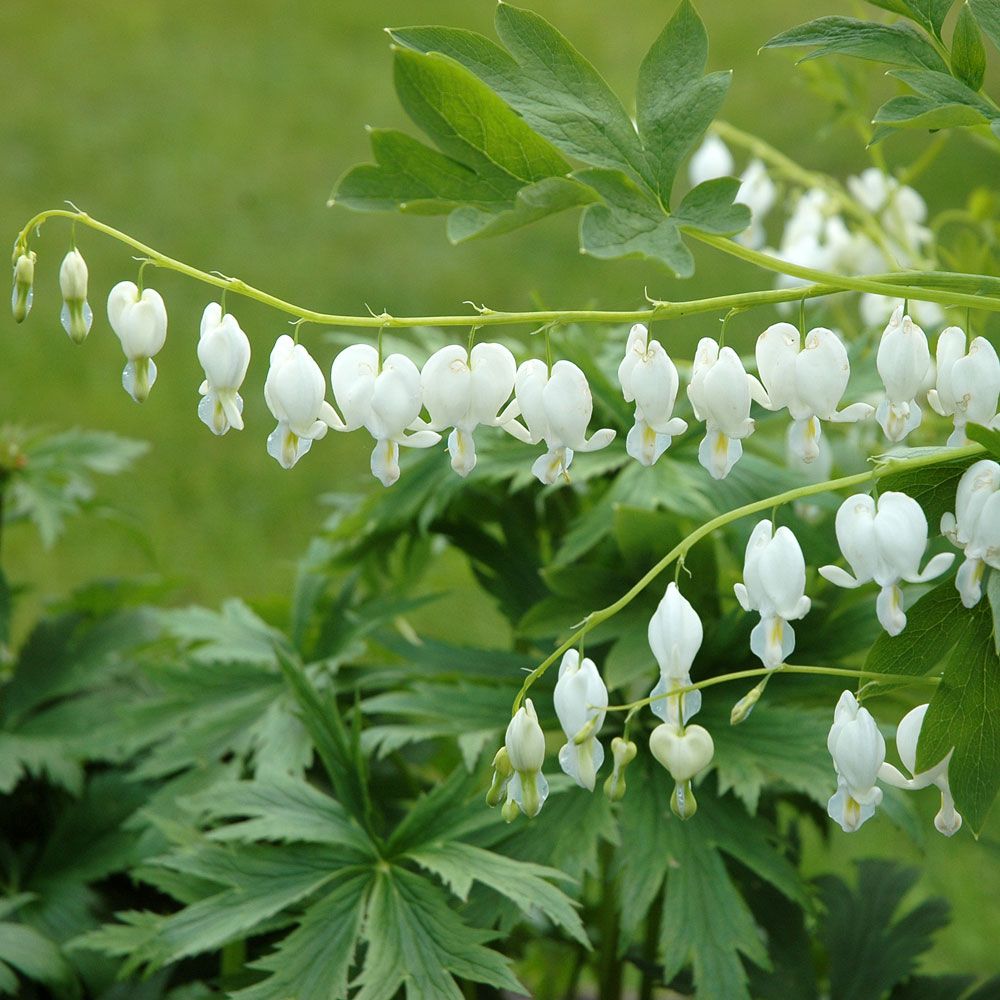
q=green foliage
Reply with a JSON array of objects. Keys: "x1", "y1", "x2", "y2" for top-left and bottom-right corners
[
  {"x1": 952, "y1": 4, "x2": 987, "y2": 91},
  {"x1": 334, "y1": 1, "x2": 748, "y2": 274}
]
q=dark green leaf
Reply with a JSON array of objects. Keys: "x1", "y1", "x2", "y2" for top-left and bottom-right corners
[
  {"x1": 953, "y1": 4, "x2": 987, "y2": 90},
  {"x1": 575, "y1": 168, "x2": 694, "y2": 276},
  {"x1": 988, "y1": 570, "x2": 1000, "y2": 656},
  {"x1": 636, "y1": 0, "x2": 732, "y2": 200},
  {"x1": 392, "y1": 46, "x2": 569, "y2": 184},
  {"x1": 0, "y1": 922, "x2": 79, "y2": 997},
  {"x1": 819, "y1": 861, "x2": 950, "y2": 1000},
  {"x1": 890, "y1": 973, "x2": 976, "y2": 999},
  {"x1": 231, "y1": 874, "x2": 369, "y2": 1000},
  {"x1": 354, "y1": 868, "x2": 524, "y2": 1000},
  {"x1": 763, "y1": 17, "x2": 950, "y2": 72},
  {"x1": 970, "y1": 0, "x2": 1000, "y2": 50},
  {"x1": 967, "y1": 424, "x2": 1000, "y2": 460},
  {"x1": 916, "y1": 595, "x2": 1000, "y2": 834},
  {"x1": 674, "y1": 176, "x2": 752, "y2": 236}
]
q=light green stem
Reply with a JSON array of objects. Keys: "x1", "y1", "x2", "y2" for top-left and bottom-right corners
[
  {"x1": 605, "y1": 663, "x2": 941, "y2": 715},
  {"x1": 14, "y1": 209, "x2": 1000, "y2": 332},
  {"x1": 510, "y1": 444, "x2": 982, "y2": 714}
]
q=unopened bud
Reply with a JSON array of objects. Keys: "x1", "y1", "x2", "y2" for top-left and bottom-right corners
[
  {"x1": 730, "y1": 678, "x2": 768, "y2": 725},
  {"x1": 11, "y1": 251, "x2": 36, "y2": 323},
  {"x1": 671, "y1": 779, "x2": 698, "y2": 820},
  {"x1": 59, "y1": 249, "x2": 93, "y2": 344},
  {"x1": 501, "y1": 795, "x2": 520, "y2": 824},
  {"x1": 485, "y1": 747, "x2": 513, "y2": 808},
  {"x1": 603, "y1": 736, "x2": 637, "y2": 802}
]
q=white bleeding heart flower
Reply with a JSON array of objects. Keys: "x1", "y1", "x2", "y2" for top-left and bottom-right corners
[
  {"x1": 688, "y1": 134, "x2": 734, "y2": 187},
  {"x1": 196, "y1": 303, "x2": 251, "y2": 435},
  {"x1": 819, "y1": 491, "x2": 954, "y2": 635},
  {"x1": 553, "y1": 650, "x2": 608, "y2": 791},
  {"x1": 826, "y1": 690, "x2": 885, "y2": 833},
  {"x1": 649, "y1": 722, "x2": 715, "y2": 782},
  {"x1": 417, "y1": 342, "x2": 517, "y2": 477},
  {"x1": 647, "y1": 582, "x2": 703, "y2": 726},
  {"x1": 330, "y1": 344, "x2": 440, "y2": 487},
  {"x1": 753, "y1": 323, "x2": 873, "y2": 462},
  {"x1": 941, "y1": 459, "x2": 1000, "y2": 608},
  {"x1": 500, "y1": 359, "x2": 615, "y2": 485},
  {"x1": 875, "y1": 306, "x2": 930, "y2": 442},
  {"x1": 107, "y1": 280, "x2": 169, "y2": 403},
  {"x1": 927, "y1": 327, "x2": 1000, "y2": 446},
  {"x1": 504, "y1": 699, "x2": 548, "y2": 818},
  {"x1": 618, "y1": 324, "x2": 688, "y2": 466},
  {"x1": 736, "y1": 158, "x2": 776, "y2": 248},
  {"x1": 59, "y1": 249, "x2": 93, "y2": 344},
  {"x1": 11, "y1": 251, "x2": 35, "y2": 323},
  {"x1": 734, "y1": 520, "x2": 811, "y2": 669},
  {"x1": 847, "y1": 167, "x2": 931, "y2": 258},
  {"x1": 878, "y1": 703, "x2": 962, "y2": 837},
  {"x1": 264, "y1": 335, "x2": 341, "y2": 469},
  {"x1": 687, "y1": 338, "x2": 758, "y2": 480}
]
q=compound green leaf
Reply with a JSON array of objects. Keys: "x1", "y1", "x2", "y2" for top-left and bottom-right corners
[
  {"x1": 763, "y1": 17, "x2": 949, "y2": 72},
  {"x1": 674, "y1": 176, "x2": 752, "y2": 236},
  {"x1": 636, "y1": 0, "x2": 732, "y2": 200},
  {"x1": 576, "y1": 168, "x2": 694, "y2": 275}
]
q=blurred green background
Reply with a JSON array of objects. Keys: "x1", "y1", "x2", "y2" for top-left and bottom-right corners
[{"x1": 2, "y1": 0, "x2": 998, "y2": 980}]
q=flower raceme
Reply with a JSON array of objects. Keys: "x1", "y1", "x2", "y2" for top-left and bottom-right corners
[
  {"x1": 819, "y1": 491, "x2": 954, "y2": 635},
  {"x1": 927, "y1": 327, "x2": 1000, "y2": 446},
  {"x1": 875, "y1": 305, "x2": 931, "y2": 443},
  {"x1": 416, "y1": 342, "x2": 518, "y2": 477},
  {"x1": 107, "y1": 280, "x2": 168, "y2": 403},
  {"x1": 734, "y1": 520, "x2": 811, "y2": 669},
  {"x1": 553, "y1": 650, "x2": 608, "y2": 791},
  {"x1": 499, "y1": 359, "x2": 615, "y2": 485},
  {"x1": 941, "y1": 459, "x2": 1000, "y2": 608},
  {"x1": 826, "y1": 690, "x2": 885, "y2": 833},
  {"x1": 264, "y1": 335, "x2": 341, "y2": 469},
  {"x1": 618, "y1": 324, "x2": 687, "y2": 467},
  {"x1": 59, "y1": 249, "x2": 93, "y2": 344},
  {"x1": 752, "y1": 323, "x2": 872, "y2": 462},
  {"x1": 686, "y1": 338, "x2": 757, "y2": 480},
  {"x1": 196, "y1": 304, "x2": 251, "y2": 436},
  {"x1": 329, "y1": 344, "x2": 440, "y2": 487}
]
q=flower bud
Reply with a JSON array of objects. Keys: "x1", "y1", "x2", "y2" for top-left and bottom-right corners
[
  {"x1": 59, "y1": 249, "x2": 93, "y2": 344},
  {"x1": 11, "y1": 251, "x2": 36, "y2": 323},
  {"x1": 485, "y1": 746, "x2": 513, "y2": 808},
  {"x1": 603, "y1": 737, "x2": 637, "y2": 802},
  {"x1": 730, "y1": 678, "x2": 768, "y2": 725}
]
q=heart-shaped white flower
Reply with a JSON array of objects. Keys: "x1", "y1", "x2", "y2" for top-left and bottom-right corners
[{"x1": 649, "y1": 723, "x2": 715, "y2": 782}]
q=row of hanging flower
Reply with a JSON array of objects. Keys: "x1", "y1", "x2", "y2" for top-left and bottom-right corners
[
  {"x1": 492, "y1": 453, "x2": 1000, "y2": 834},
  {"x1": 12, "y1": 249, "x2": 1000, "y2": 488}
]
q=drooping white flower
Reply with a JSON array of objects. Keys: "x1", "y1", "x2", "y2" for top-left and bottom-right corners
[
  {"x1": 196, "y1": 303, "x2": 251, "y2": 435},
  {"x1": 736, "y1": 158, "x2": 776, "y2": 248},
  {"x1": 827, "y1": 690, "x2": 885, "y2": 833},
  {"x1": 753, "y1": 323, "x2": 873, "y2": 462},
  {"x1": 688, "y1": 134, "x2": 734, "y2": 187},
  {"x1": 649, "y1": 722, "x2": 714, "y2": 782},
  {"x1": 11, "y1": 251, "x2": 35, "y2": 323},
  {"x1": 847, "y1": 167, "x2": 931, "y2": 258},
  {"x1": 107, "y1": 280, "x2": 169, "y2": 403},
  {"x1": 878, "y1": 703, "x2": 962, "y2": 836},
  {"x1": 648, "y1": 582, "x2": 703, "y2": 725},
  {"x1": 553, "y1": 650, "x2": 608, "y2": 791},
  {"x1": 618, "y1": 324, "x2": 687, "y2": 466},
  {"x1": 734, "y1": 520, "x2": 811, "y2": 669},
  {"x1": 330, "y1": 344, "x2": 440, "y2": 487},
  {"x1": 417, "y1": 342, "x2": 517, "y2": 477},
  {"x1": 941, "y1": 459, "x2": 1000, "y2": 607},
  {"x1": 59, "y1": 249, "x2": 92, "y2": 344},
  {"x1": 819, "y1": 492, "x2": 954, "y2": 635},
  {"x1": 504, "y1": 699, "x2": 548, "y2": 818},
  {"x1": 687, "y1": 338, "x2": 757, "y2": 479},
  {"x1": 927, "y1": 327, "x2": 1000, "y2": 446},
  {"x1": 875, "y1": 306, "x2": 930, "y2": 442},
  {"x1": 499, "y1": 359, "x2": 615, "y2": 485},
  {"x1": 264, "y1": 335, "x2": 341, "y2": 469}
]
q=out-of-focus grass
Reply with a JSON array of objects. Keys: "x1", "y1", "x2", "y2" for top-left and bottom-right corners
[{"x1": 2, "y1": 0, "x2": 998, "y2": 979}]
